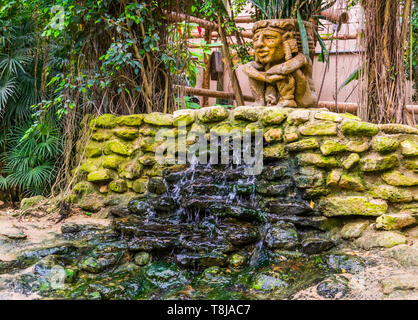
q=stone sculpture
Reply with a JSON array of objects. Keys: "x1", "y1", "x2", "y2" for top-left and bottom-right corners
[{"x1": 244, "y1": 20, "x2": 317, "y2": 107}]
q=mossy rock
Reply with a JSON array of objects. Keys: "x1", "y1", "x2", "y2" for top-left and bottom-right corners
[
  {"x1": 299, "y1": 121, "x2": 337, "y2": 136},
  {"x1": 113, "y1": 128, "x2": 139, "y2": 141},
  {"x1": 139, "y1": 127, "x2": 157, "y2": 136},
  {"x1": 260, "y1": 107, "x2": 288, "y2": 126},
  {"x1": 355, "y1": 231, "x2": 407, "y2": 249},
  {"x1": 73, "y1": 182, "x2": 95, "y2": 196},
  {"x1": 285, "y1": 138, "x2": 319, "y2": 152},
  {"x1": 210, "y1": 123, "x2": 242, "y2": 137},
  {"x1": 379, "y1": 124, "x2": 418, "y2": 134},
  {"x1": 400, "y1": 139, "x2": 418, "y2": 157},
  {"x1": 376, "y1": 213, "x2": 417, "y2": 230},
  {"x1": 138, "y1": 154, "x2": 156, "y2": 166},
  {"x1": 86, "y1": 142, "x2": 103, "y2": 158},
  {"x1": 404, "y1": 159, "x2": 418, "y2": 173},
  {"x1": 140, "y1": 136, "x2": 157, "y2": 153},
  {"x1": 132, "y1": 177, "x2": 149, "y2": 194},
  {"x1": 326, "y1": 169, "x2": 342, "y2": 187},
  {"x1": 87, "y1": 169, "x2": 114, "y2": 183},
  {"x1": 109, "y1": 179, "x2": 128, "y2": 193},
  {"x1": 91, "y1": 131, "x2": 113, "y2": 142},
  {"x1": 20, "y1": 195, "x2": 45, "y2": 210},
  {"x1": 341, "y1": 121, "x2": 379, "y2": 136},
  {"x1": 103, "y1": 155, "x2": 126, "y2": 170},
  {"x1": 143, "y1": 112, "x2": 174, "y2": 126},
  {"x1": 117, "y1": 114, "x2": 144, "y2": 127},
  {"x1": 382, "y1": 170, "x2": 418, "y2": 186},
  {"x1": 90, "y1": 114, "x2": 117, "y2": 129},
  {"x1": 371, "y1": 136, "x2": 399, "y2": 154},
  {"x1": 369, "y1": 185, "x2": 413, "y2": 203},
  {"x1": 297, "y1": 153, "x2": 340, "y2": 168},
  {"x1": 342, "y1": 153, "x2": 360, "y2": 170},
  {"x1": 346, "y1": 139, "x2": 369, "y2": 153},
  {"x1": 79, "y1": 159, "x2": 101, "y2": 173},
  {"x1": 360, "y1": 154, "x2": 399, "y2": 172},
  {"x1": 264, "y1": 128, "x2": 283, "y2": 143},
  {"x1": 287, "y1": 109, "x2": 310, "y2": 125},
  {"x1": 197, "y1": 106, "x2": 229, "y2": 123},
  {"x1": 118, "y1": 161, "x2": 142, "y2": 180},
  {"x1": 314, "y1": 111, "x2": 343, "y2": 123},
  {"x1": 173, "y1": 109, "x2": 196, "y2": 126},
  {"x1": 320, "y1": 140, "x2": 348, "y2": 155},
  {"x1": 263, "y1": 143, "x2": 288, "y2": 159},
  {"x1": 232, "y1": 106, "x2": 263, "y2": 122},
  {"x1": 245, "y1": 122, "x2": 264, "y2": 133},
  {"x1": 338, "y1": 173, "x2": 365, "y2": 191},
  {"x1": 319, "y1": 196, "x2": 387, "y2": 217},
  {"x1": 105, "y1": 140, "x2": 135, "y2": 156}
]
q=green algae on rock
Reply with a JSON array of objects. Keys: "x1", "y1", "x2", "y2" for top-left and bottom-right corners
[
  {"x1": 260, "y1": 107, "x2": 288, "y2": 126},
  {"x1": 319, "y1": 196, "x2": 387, "y2": 217},
  {"x1": 197, "y1": 106, "x2": 229, "y2": 123},
  {"x1": 382, "y1": 170, "x2": 418, "y2": 186},
  {"x1": 371, "y1": 136, "x2": 399, "y2": 154},
  {"x1": 144, "y1": 112, "x2": 174, "y2": 126},
  {"x1": 342, "y1": 121, "x2": 379, "y2": 136},
  {"x1": 360, "y1": 154, "x2": 399, "y2": 172},
  {"x1": 298, "y1": 121, "x2": 337, "y2": 136},
  {"x1": 320, "y1": 140, "x2": 348, "y2": 156}
]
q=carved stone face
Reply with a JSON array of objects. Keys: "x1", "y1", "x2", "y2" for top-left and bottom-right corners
[{"x1": 253, "y1": 28, "x2": 285, "y2": 65}]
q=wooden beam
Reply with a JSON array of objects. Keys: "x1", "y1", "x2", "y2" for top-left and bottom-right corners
[
  {"x1": 163, "y1": 10, "x2": 217, "y2": 29},
  {"x1": 217, "y1": 16, "x2": 245, "y2": 106},
  {"x1": 201, "y1": 27, "x2": 213, "y2": 107}
]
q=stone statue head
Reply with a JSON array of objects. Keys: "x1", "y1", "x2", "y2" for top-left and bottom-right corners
[{"x1": 252, "y1": 20, "x2": 296, "y2": 65}]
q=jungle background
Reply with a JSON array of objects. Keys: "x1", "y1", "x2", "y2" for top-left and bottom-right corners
[{"x1": 0, "y1": 0, "x2": 416, "y2": 202}]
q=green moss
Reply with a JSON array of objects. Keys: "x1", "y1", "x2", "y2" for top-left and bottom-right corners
[
  {"x1": 20, "y1": 195, "x2": 45, "y2": 210},
  {"x1": 382, "y1": 171, "x2": 418, "y2": 186},
  {"x1": 140, "y1": 136, "x2": 157, "y2": 153},
  {"x1": 73, "y1": 181, "x2": 94, "y2": 196},
  {"x1": 260, "y1": 107, "x2": 288, "y2": 126},
  {"x1": 319, "y1": 196, "x2": 387, "y2": 217},
  {"x1": 86, "y1": 141, "x2": 103, "y2": 158},
  {"x1": 139, "y1": 127, "x2": 156, "y2": 136},
  {"x1": 404, "y1": 159, "x2": 418, "y2": 173},
  {"x1": 232, "y1": 106, "x2": 263, "y2": 122},
  {"x1": 320, "y1": 140, "x2": 348, "y2": 155},
  {"x1": 342, "y1": 121, "x2": 379, "y2": 136},
  {"x1": 91, "y1": 131, "x2": 113, "y2": 142},
  {"x1": 360, "y1": 154, "x2": 399, "y2": 172},
  {"x1": 139, "y1": 154, "x2": 156, "y2": 166},
  {"x1": 400, "y1": 139, "x2": 418, "y2": 157},
  {"x1": 79, "y1": 159, "x2": 100, "y2": 173},
  {"x1": 173, "y1": 109, "x2": 195, "y2": 126},
  {"x1": 144, "y1": 112, "x2": 174, "y2": 126},
  {"x1": 132, "y1": 177, "x2": 149, "y2": 193},
  {"x1": 263, "y1": 143, "x2": 288, "y2": 159},
  {"x1": 210, "y1": 123, "x2": 242, "y2": 137},
  {"x1": 105, "y1": 140, "x2": 135, "y2": 156},
  {"x1": 298, "y1": 153, "x2": 340, "y2": 168},
  {"x1": 113, "y1": 128, "x2": 139, "y2": 141},
  {"x1": 314, "y1": 111, "x2": 343, "y2": 122},
  {"x1": 117, "y1": 114, "x2": 144, "y2": 127},
  {"x1": 285, "y1": 138, "x2": 319, "y2": 152},
  {"x1": 90, "y1": 114, "x2": 117, "y2": 129},
  {"x1": 342, "y1": 153, "x2": 360, "y2": 170},
  {"x1": 109, "y1": 179, "x2": 128, "y2": 193},
  {"x1": 372, "y1": 136, "x2": 399, "y2": 154},
  {"x1": 379, "y1": 123, "x2": 418, "y2": 134},
  {"x1": 346, "y1": 139, "x2": 369, "y2": 153},
  {"x1": 326, "y1": 169, "x2": 342, "y2": 187},
  {"x1": 197, "y1": 106, "x2": 229, "y2": 123},
  {"x1": 369, "y1": 185, "x2": 412, "y2": 202},
  {"x1": 87, "y1": 169, "x2": 113, "y2": 183},
  {"x1": 103, "y1": 155, "x2": 125, "y2": 170},
  {"x1": 298, "y1": 121, "x2": 337, "y2": 136},
  {"x1": 118, "y1": 161, "x2": 142, "y2": 180},
  {"x1": 245, "y1": 122, "x2": 263, "y2": 133},
  {"x1": 339, "y1": 173, "x2": 364, "y2": 191}
]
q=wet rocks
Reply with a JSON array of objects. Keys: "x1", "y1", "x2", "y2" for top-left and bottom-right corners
[
  {"x1": 316, "y1": 276, "x2": 348, "y2": 299},
  {"x1": 375, "y1": 213, "x2": 417, "y2": 230},
  {"x1": 134, "y1": 252, "x2": 151, "y2": 266},
  {"x1": 301, "y1": 237, "x2": 335, "y2": 254},
  {"x1": 355, "y1": 231, "x2": 407, "y2": 249},
  {"x1": 265, "y1": 223, "x2": 299, "y2": 250},
  {"x1": 340, "y1": 221, "x2": 369, "y2": 239}
]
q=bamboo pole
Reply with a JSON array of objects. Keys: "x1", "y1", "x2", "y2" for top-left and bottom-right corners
[
  {"x1": 201, "y1": 27, "x2": 213, "y2": 107},
  {"x1": 217, "y1": 16, "x2": 245, "y2": 106}
]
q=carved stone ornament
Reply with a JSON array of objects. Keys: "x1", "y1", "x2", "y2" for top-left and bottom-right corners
[{"x1": 244, "y1": 19, "x2": 318, "y2": 108}]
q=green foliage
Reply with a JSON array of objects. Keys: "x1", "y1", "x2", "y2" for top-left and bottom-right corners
[{"x1": 1, "y1": 121, "x2": 61, "y2": 196}]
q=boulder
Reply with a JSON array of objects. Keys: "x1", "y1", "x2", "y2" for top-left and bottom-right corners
[
  {"x1": 298, "y1": 121, "x2": 337, "y2": 136},
  {"x1": 319, "y1": 196, "x2": 387, "y2": 217},
  {"x1": 342, "y1": 121, "x2": 379, "y2": 136}
]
